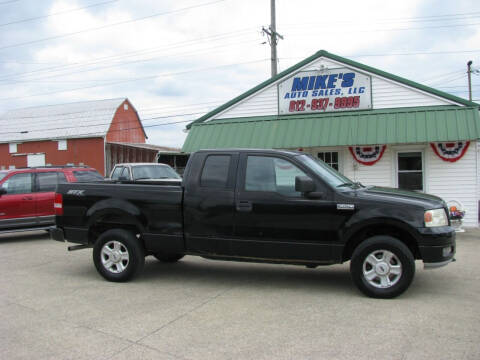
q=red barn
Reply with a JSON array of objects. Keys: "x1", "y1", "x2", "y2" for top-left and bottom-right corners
[{"x1": 0, "y1": 98, "x2": 148, "y2": 175}]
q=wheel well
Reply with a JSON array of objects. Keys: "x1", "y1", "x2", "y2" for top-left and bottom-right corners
[
  {"x1": 88, "y1": 222, "x2": 141, "y2": 245},
  {"x1": 342, "y1": 225, "x2": 420, "y2": 262}
]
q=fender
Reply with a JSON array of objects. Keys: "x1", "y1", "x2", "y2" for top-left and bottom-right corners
[
  {"x1": 341, "y1": 217, "x2": 422, "y2": 245},
  {"x1": 86, "y1": 198, "x2": 147, "y2": 232}
]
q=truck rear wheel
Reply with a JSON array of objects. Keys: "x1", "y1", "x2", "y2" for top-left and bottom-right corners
[
  {"x1": 93, "y1": 229, "x2": 145, "y2": 282},
  {"x1": 153, "y1": 253, "x2": 184, "y2": 263},
  {"x1": 350, "y1": 236, "x2": 415, "y2": 299}
]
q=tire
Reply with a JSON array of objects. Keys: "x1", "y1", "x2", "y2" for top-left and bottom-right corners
[
  {"x1": 350, "y1": 235, "x2": 415, "y2": 299},
  {"x1": 93, "y1": 229, "x2": 145, "y2": 282},
  {"x1": 153, "y1": 253, "x2": 184, "y2": 263}
]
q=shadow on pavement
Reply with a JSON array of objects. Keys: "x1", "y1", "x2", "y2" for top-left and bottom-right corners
[
  {"x1": 0, "y1": 230, "x2": 50, "y2": 243},
  {"x1": 140, "y1": 257, "x2": 355, "y2": 295}
]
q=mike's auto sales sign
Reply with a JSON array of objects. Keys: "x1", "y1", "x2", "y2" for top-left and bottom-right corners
[{"x1": 278, "y1": 68, "x2": 372, "y2": 114}]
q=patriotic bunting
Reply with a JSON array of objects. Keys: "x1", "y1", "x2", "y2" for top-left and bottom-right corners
[
  {"x1": 349, "y1": 145, "x2": 387, "y2": 166},
  {"x1": 430, "y1": 141, "x2": 470, "y2": 163}
]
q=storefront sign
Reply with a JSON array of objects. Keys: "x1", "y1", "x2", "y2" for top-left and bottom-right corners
[
  {"x1": 430, "y1": 141, "x2": 470, "y2": 162},
  {"x1": 278, "y1": 68, "x2": 372, "y2": 115}
]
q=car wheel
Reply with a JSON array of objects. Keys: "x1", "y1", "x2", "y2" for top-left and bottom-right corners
[
  {"x1": 350, "y1": 235, "x2": 415, "y2": 299},
  {"x1": 153, "y1": 253, "x2": 184, "y2": 263},
  {"x1": 93, "y1": 229, "x2": 145, "y2": 282}
]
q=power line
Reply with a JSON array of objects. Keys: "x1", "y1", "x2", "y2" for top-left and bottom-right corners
[
  {"x1": 0, "y1": 0, "x2": 226, "y2": 51},
  {"x1": 0, "y1": 58, "x2": 268, "y2": 101},
  {"x1": 0, "y1": 34, "x2": 259, "y2": 84},
  {"x1": 0, "y1": 0, "x2": 119, "y2": 27},
  {"x1": 0, "y1": 27, "x2": 255, "y2": 81}
]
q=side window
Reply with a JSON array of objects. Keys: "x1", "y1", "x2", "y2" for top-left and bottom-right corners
[
  {"x1": 111, "y1": 167, "x2": 123, "y2": 180},
  {"x1": 36, "y1": 172, "x2": 58, "y2": 192},
  {"x1": 1, "y1": 173, "x2": 33, "y2": 194},
  {"x1": 57, "y1": 172, "x2": 67, "y2": 183},
  {"x1": 121, "y1": 167, "x2": 131, "y2": 180},
  {"x1": 245, "y1": 156, "x2": 308, "y2": 197},
  {"x1": 200, "y1": 155, "x2": 231, "y2": 188}
]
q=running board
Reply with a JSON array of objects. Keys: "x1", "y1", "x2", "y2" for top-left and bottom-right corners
[
  {"x1": 0, "y1": 226, "x2": 52, "y2": 235},
  {"x1": 67, "y1": 244, "x2": 92, "y2": 251}
]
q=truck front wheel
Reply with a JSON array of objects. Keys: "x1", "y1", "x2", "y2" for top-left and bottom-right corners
[
  {"x1": 350, "y1": 236, "x2": 415, "y2": 298},
  {"x1": 93, "y1": 229, "x2": 145, "y2": 282}
]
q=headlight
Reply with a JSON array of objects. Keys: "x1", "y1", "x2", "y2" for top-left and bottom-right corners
[{"x1": 424, "y1": 209, "x2": 448, "y2": 227}]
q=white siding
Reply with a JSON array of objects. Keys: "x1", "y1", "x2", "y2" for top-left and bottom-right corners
[
  {"x1": 209, "y1": 56, "x2": 457, "y2": 121},
  {"x1": 211, "y1": 86, "x2": 278, "y2": 120},
  {"x1": 342, "y1": 146, "x2": 394, "y2": 187},
  {"x1": 426, "y1": 140, "x2": 478, "y2": 227},
  {"x1": 372, "y1": 77, "x2": 450, "y2": 109}
]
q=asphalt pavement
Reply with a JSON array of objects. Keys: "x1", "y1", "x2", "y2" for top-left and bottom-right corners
[{"x1": 0, "y1": 229, "x2": 479, "y2": 360}]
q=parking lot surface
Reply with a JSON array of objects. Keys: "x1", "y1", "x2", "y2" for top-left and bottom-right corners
[{"x1": 0, "y1": 230, "x2": 479, "y2": 360}]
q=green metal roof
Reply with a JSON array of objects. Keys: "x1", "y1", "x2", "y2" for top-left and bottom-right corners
[
  {"x1": 182, "y1": 106, "x2": 480, "y2": 152},
  {"x1": 186, "y1": 50, "x2": 479, "y2": 129}
]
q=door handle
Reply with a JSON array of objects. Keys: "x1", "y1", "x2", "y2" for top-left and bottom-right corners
[
  {"x1": 236, "y1": 200, "x2": 252, "y2": 212},
  {"x1": 22, "y1": 197, "x2": 33, "y2": 200}
]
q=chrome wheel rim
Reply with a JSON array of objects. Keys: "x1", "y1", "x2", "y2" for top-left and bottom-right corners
[
  {"x1": 362, "y1": 250, "x2": 402, "y2": 289},
  {"x1": 101, "y1": 241, "x2": 129, "y2": 274}
]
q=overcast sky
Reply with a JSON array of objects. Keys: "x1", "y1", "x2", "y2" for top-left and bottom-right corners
[{"x1": 0, "y1": 0, "x2": 479, "y2": 148}]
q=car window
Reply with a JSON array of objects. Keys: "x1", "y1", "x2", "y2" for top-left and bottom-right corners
[
  {"x1": 245, "y1": 156, "x2": 308, "y2": 197},
  {"x1": 111, "y1": 166, "x2": 124, "y2": 180},
  {"x1": 1, "y1": 173, "x2": 33, "y2": 194},
  {"x1": 73, "y1": 170, "x2": 104, "y2": 182},
  {"x1": 200, "y1": 155, "x2": 231, "y2": 188},
  {"x1": 36, "y1": 172, "x2": 58, "y2": 192},
  {"x1": 120, "y1": 167, "x2": 130, "y2": 180},
  {"x1": 132, "y1": 165, "x2": 181, "y2": 180},
  {"x1": 0, "y1": 171, "x2": 7, "y2": 181},
  {"x1": 58, "y1": 172, "x2": 67, "y2": 183}
]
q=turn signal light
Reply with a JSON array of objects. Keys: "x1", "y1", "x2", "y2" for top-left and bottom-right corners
[{"x1": 54, "y1": 193, "x2": 63, "y2": 216}]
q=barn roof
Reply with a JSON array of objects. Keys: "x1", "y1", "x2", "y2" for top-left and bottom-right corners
[{"x1": 0, "y1": 98, "x2": 134, "y2": 143}]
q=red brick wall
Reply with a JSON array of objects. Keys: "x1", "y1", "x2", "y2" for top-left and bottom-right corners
[
  {"x1": 0, "y1": 137, "x2": 106, "y2": 175},
  {"x1": 106, "y1": 99, "x2": 146, "y2": 143}
]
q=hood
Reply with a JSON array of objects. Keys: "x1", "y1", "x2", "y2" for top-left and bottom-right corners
[{"x1": 356, "y1": 186, "x2": 446, "y2": 210}]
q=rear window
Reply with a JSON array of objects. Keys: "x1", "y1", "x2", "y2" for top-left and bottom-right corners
[
  {"x1": 73, "y1": 170, "x2": 104, "y2": 182},
  {"x1": 200, "y1": 155, "x2": 231, "y2": 188}
]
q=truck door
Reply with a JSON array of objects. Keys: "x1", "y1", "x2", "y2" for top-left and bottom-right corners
[
  {"x1": 183, "y1": 152, "x2": 238, "y2": 254},
  {"x1": 232, "y1": 153, "x2": 338, "y2": 262}
]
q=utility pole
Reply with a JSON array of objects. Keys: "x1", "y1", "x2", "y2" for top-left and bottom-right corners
[
  {"x1": 467, "y1": 60, "x2": 473, "y2": 101},
  {"x1": 262, "y1": 0, "x2": 283, "y2": 77}
]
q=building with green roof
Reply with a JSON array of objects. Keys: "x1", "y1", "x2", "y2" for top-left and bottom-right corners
[{"x1": 182, "y1": 50, "x2": 480, "y2": 227}]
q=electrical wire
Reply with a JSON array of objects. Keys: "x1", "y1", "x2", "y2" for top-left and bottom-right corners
[
  {"x1": 0, "y1": 0, "x2": 120, "y2": 27},
  {"x1": 0, "y1": 0, "x2": 226, "y2": 51}
]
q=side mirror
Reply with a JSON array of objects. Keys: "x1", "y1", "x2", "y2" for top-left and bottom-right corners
[
  {"x1": 0, "y1": 188, "x2": 6, "y2": 196},
  {"x1": 295, "y1": 176, "x2": 315, "y2": 193}
]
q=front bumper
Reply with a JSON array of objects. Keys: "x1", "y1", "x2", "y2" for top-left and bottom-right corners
[{"x1": 417, "y1": 226, "x2": 456, "y2": 268}]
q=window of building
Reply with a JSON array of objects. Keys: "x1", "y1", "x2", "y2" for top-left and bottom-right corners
[
  {"x1": 200, "y1": 155, "x2": 231, "y2": 188},
  {"x1": 1, "y1": 173, "x2": 33, "y2": 194},
  {"x1": 245, "y1": 156, "x2": 308, "y2": 197},
  {"x1": 9, "y1": 143, "x2": 17, "y2": 153},
  {"x1": 317, "y1": 151, "x2": 339, "y2": 171},
  {"x1": 397, "y1": 152, "x2": 423, "y2": 191},
  {"x1": 58, "y1": 140, "x2": 67, "y2": 150},
  {"x1": 124, "y1": 103, "x2": 129, "y2": 110}
]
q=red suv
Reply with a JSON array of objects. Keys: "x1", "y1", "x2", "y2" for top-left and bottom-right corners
[{"x1": 0, "y1": 166, "x2": 103, "y2": 234}]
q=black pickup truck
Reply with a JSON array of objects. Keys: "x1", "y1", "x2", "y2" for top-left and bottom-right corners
[{"x1": 51, "y1": 149, "x2": 456, "y2": 298}]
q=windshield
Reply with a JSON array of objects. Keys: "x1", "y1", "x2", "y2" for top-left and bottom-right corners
[
  {"x1": 297, "y1": 154, "x2": 354, "y2": 188},
  {"x1": 0, "y1": 171, "x2": 6, "y2": 181},
  {"x1": 132, "y1": 165, "x2": 181, "y2": 180}
]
